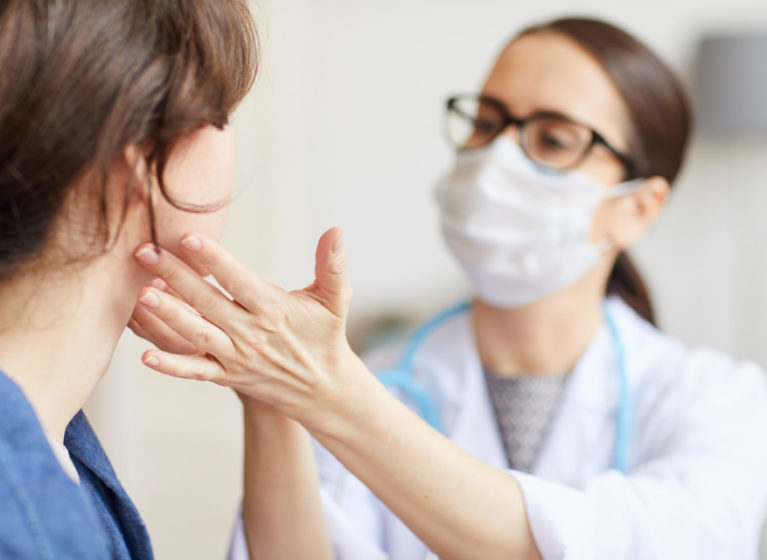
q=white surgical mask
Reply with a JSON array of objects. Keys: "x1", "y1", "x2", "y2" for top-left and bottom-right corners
[{"x1": 435, "y1": 136, "x2": 642, "y2": 308}]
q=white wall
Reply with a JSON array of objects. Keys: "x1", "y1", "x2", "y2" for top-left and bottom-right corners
[{"x1": 87, "y1": 1, "x2": 767, "y2": 558}]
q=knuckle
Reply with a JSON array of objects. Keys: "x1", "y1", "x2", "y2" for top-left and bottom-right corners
[
  {"x1": 228, "y1": 279, "x2": 247, "y2": 299},
  {"x1": 195, "y1": 291, "x2": 219, "y2": 316},
  {"x1": 258, "y1": 308, "x2": 285, "y2": 331},
  {"x1": 190, "y1": 329, "x2": 213, "y2": 349},
  {"x1": 244, "y1": 331, "x2": 269, "y2": 355},
  {"x1": 248, "y1": 331, "x2": 268, "y2": 349},
  {"x1": 155, "y1": 331, "x2": 176, "y2": 350},
  {"x1": 190, "y1": 368, "x2": 209, "y2": 381}
]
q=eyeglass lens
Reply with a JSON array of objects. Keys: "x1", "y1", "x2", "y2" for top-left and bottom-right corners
[{"x1": 447, "y1": 96, "x2": 595, "y2": 170}]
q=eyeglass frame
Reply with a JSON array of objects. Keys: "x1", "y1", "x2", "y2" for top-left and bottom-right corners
[{"x1": 445, "y1": 94, "x2": 636, "y2": 178}]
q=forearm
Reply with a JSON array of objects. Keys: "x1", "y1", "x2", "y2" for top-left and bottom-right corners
[
  {"x1": 130, "y1": 234, "x2": 537, "y2": 558},
  {"x1": 310, "y1": 359, "x2": 541, "y2": 560},
  {"x1": 241, "y1": 399, "x2": 332, "y2": 560}
]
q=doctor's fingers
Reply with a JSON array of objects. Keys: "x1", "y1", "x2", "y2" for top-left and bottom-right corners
[
  {"x1": 137, "y1": 286, "x2": 235, "y2": 357},
  {"x1": 149, "y1": 277, "x2": 186, "y2": 302},
  {"x1": 140, "y1": 339, "x2": 294, "y2": 400},
  {"x1": 142, "y1": 350, "x2": 228, "y2": 386},
  {"x1": 129, "y1": 304, "x2": 199, "y2": 355},
  {"x1": 175, "y1": 233, "x2": 279, "y2": 314},
  {"x1": 134, "y1": 243, "x2": 246, "y2": 330},
  {"x1": 147, "y1": 277, "x2": 204, "y2": 319}
]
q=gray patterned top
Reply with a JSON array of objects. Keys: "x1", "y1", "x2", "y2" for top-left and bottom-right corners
[{"x1": 483, "y1": 369, "x2": 568, "y2": 473}]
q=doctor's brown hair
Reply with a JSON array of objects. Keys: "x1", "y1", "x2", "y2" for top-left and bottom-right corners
[
  {"x1": 0, "y1": 0, "x2": 258, "y2": 280},
  {"x1": 517, "y1": 18, "x2": 693, "y2": 326}
]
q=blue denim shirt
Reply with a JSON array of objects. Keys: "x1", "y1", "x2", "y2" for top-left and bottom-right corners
[{"x1": 0, "y1": 369, "x2": 153, "y2": 559}]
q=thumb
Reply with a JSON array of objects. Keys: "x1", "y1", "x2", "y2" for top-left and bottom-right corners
[{"x1": 313, "y1": 227, "x2": 352, "y2": 318}]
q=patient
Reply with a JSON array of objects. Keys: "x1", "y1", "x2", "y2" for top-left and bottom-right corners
[{"x1": 0, "y1": 1, "x2": 328, "y2": 558}]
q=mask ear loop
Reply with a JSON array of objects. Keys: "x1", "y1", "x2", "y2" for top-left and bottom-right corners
[
  {"x1": 593, "y1": 178, "x2": 647, "y2": 255},
  {"x1": 591, "y1": 179, "x2": 644, "y2": 255},
  {"x1": 604, "y1": 177, "x2": 646, "y2": 199}
]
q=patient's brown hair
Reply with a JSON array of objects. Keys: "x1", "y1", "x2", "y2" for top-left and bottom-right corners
[{"x1": 0, "y1": 0, "x2": 258, "y2": 279}]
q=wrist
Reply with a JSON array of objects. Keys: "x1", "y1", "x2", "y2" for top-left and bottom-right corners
[
  {"x1": 306, "y1": 350, "x2": 386, "y2": 441},
  {"x1": 241, "y1": 395, "x2": 293, "y2": 429}
]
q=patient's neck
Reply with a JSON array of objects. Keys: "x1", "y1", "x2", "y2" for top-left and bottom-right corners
[{"x1": 0, "y1": 254, "x2": 145, "y2": 443}]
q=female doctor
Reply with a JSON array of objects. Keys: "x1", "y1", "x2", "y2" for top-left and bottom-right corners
[{"x1": 132, "y1": 17, "x2": 767, "y2": 560}]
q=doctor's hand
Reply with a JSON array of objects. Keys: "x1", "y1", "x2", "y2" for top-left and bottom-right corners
[
  {"x1": 131, "y1": 232, "x2": 543, "y2": 560},
  {"x1": 131, "y1": 228, "x2": 365, "y2": 428},
  {"x1": 128, "y1": 278, "x2": 200, "y2": 355}
]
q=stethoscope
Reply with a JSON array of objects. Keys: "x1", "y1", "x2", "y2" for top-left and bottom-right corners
[{"x1": 376, "y1": 300, "x2": 633, "y2": 474}]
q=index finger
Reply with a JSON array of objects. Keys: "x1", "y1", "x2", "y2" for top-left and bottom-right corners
[
  {"x1": 134, "y1": 243, "x2": 242, "y2": 329},
  {"x1": 175, "y1": 233, "x2": 275, "y2": 312}
]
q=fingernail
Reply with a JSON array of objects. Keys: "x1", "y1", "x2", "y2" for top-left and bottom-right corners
[
  {"x1": 135, "y1": 246, "x2": 160, "y2": 266},
  {"x1": 181, "y1": 235, "x2": 202, "y2": 252},
  {"x1": 332, "y1": 234, "x2": 344, "y2": 254},
  {"x1": 139, "y1": 291, "x2": 160, "y2": 309},
  {"x1": 143, "y1": 355, "x2": 160, "y2": 367}
]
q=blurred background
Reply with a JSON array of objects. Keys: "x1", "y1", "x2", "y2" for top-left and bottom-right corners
[{"x1": 85, "y1": 0, "x2": 767, "y2": 557}]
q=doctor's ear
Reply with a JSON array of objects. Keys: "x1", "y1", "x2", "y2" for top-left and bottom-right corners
[{"x1": 607, "y1": 176, "x2": 670, "y2": 250}]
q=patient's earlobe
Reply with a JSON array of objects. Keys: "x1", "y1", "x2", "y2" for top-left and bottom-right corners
[{"x1": 121, "y1": 145, "x2": 153, "y2": 205}]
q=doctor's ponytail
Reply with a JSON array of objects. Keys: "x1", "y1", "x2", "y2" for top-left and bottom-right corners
[{"x1": 518, "y1": 18, "x2": 693, "y2": 326}]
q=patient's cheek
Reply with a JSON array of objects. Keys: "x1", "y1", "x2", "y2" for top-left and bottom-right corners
[
  {"x1": 156, "y1": 203, "x2": 230, "y2": 248},
  {"x1": 155, "y1": 125, "x2": 235, "y2": 245},
  {"x1": 200, "y1": 206, "x2": 230, "y2": 242}
]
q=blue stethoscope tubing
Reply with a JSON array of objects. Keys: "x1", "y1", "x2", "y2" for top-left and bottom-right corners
[{"x1": 376, "y1": 301, "x2": 633, "y2": 474}]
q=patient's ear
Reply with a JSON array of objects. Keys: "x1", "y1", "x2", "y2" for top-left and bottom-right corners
[
  {"x1": 118, "y1": 144, "x2": 154, "y2": 205},
  {"x1": 110, "y1": 144, "x2": 160, "y2": 246},
  {"x1": 609, "y1": 175, "x2": 670, "y2": 250}
]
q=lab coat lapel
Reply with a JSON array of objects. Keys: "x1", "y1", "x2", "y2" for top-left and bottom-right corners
[
  {"x1": 532, "y1": 314, "x2": 622, "y2": 484},
  {"x1": 423, "y1": 301, "x2": 626, "y2": 483},
  {"x1": 438, "y1": 314, "x2": 509, "y2": 471}
]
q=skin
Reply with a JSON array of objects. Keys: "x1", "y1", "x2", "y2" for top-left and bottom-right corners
[
  {"x1": 130, "y1": 32, "x2": 672, "y2": 559},
  {"x1": 473, "y1": 32, "x2": 670, "y2": 377},
  {"x1": 0, "y1": 125, "x2": 331, "y2": 560},
  {"x1": 0, "y1": 125, "x2": 237, "y2": 445}
]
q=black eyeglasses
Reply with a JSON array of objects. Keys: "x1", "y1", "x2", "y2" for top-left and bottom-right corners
[{"x1": 445, "y1": 94, "x2": 635, "y2": 175}]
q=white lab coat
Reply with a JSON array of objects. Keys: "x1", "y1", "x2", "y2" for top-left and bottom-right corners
[{"x1": 229, "y1": 297, "x2": 767, "y2": 559}]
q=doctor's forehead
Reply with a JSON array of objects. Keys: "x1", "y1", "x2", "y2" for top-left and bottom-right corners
[{"x1": 481, "y1": 32, "x2": 631, "y2": 150}]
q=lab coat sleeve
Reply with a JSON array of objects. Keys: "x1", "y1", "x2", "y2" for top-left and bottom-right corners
[
  {"x1": 227, "y1": 508, "x2": 248, "y2": 560},
  {"x1": 513, "y1": 353, "x2": 767, "y2": 560}
]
